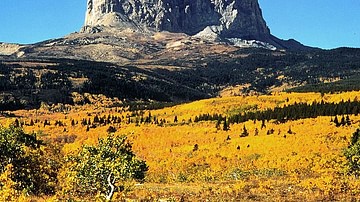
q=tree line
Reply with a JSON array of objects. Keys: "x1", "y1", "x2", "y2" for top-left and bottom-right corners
[{"x1": 194, "y1": 99, "x2": 360, "y2": 125}]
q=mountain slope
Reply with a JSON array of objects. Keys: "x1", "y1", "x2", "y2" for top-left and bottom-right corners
[{"x1": 1, "y1": 47, "x2": 360, "y2": 110}]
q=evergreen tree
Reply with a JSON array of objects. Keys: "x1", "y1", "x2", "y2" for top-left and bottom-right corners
[
  {"x1": 174, "y1": 116, "x2": 178, "y2": 123},
  {"x1": 99, "y1": 117, "x2": 105, "y2": 125},
  {"x1": 346, "y1": 115, "x2": 352, "y2": 126},
  {"x1": 223, "y1": 119, "x2": 230, "y2": 131},
  {"x1": 30, "y1": 119, "x2": 35, "y2": 126},
  {"x1": 93, "y1": 115, "x2": 100, "y2": 123},
  {"x1": 14, "y1": 119, "x2": 20, "y2": 128},
  {"x1": 140, "y1": 116, "x2": 144, "y2": 124},
  {"x1": 334, "y1": 116, "x2": 340, "y2": 127},
  {"x1": 340, "y1": 116, "x2": 346, "y2": 126},
  {"x1": 240, "y1": 125, "x2": 249, "y2": 137},
  {"x1": 254, "y1": 128, "x2": 259, "y2": 136},
  {"x1": 82, "y1": 118, "x2": 88, "y2": 126},
  {"x1": 43, "y1": 120, "x2": 50, "y2": 127},
  {"x1": 106, "y1": 126, "x2": 117, "y2": 134},
  {"x1": 194, "y1": 116, "x2": 199, "y2": 122},
  {"x1": 267, "y1": 129, "x2": 275, "y2": 135},
  {"x1": 287, "y1": 127, "x2": 293, "y2": 134},
  {"x1": 215, "y1": 119, "x2": 221, "y2": 130},
  {"x1": 261, "y1": 119, "x2": 266, "y2": 129},
  {"x1": 193, "y1": 144, "x2": 199, "y2": 152}
]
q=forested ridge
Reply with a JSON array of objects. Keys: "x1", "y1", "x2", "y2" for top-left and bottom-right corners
[{"x1": 1, "y1": 47, "x2": 360, "y2": 110}]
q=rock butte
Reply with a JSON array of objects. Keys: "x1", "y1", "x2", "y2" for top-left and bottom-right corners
[
  {"x1": 0, "y1": 0, "x2": 312, "y2": 59},
  {"x1": 84, "y1": 0, "x2": 269, "y2": 39},
  {"x1": 82, "y1": 0, "x2": 310, "y2": 50}
]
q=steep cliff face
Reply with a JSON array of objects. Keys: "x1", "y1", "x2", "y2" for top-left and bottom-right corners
[{"x1": 84, "y1": 0, "x2": 271, "y2": 41}]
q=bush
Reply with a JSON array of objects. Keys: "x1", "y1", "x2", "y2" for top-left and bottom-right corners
[
  {"x1": 107, "y1": 126, "x2": 117, "y2": 134},
  {"x1": 63, "y1": 134, "x2": 148, "y2": 199},
  {"x1": 344, "y1": 129, "x2": 360, "y2": 177},
  {"x1": 0, "y1": 126, "x2": 60, "y2": 196}
]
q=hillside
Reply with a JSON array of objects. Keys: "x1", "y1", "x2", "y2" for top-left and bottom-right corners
[
  {"x1": 1, "y1": 91, "x2": 360, "y2": 201},
  {"x1": 1, "y1": 47, "x2": 360, "y2": 111}
]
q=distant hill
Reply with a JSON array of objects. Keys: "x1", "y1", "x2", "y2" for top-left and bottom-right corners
[{"x1": 1, "y1": 47, "x2": 360, "y2": 110}]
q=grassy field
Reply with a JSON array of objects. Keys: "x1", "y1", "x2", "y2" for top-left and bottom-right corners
[{"x1": 1, "y1": 91, "x2": 360, "y2": 201}]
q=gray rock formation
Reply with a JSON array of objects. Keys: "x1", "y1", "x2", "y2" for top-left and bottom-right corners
[
  {"x1": 0, "y1": 0, "x2": 312, "y2": 62},
  {"x1": 83, "y1": 0, "x2": 271, "y2": 42}
]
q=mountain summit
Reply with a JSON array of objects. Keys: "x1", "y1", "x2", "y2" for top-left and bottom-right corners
[
  {"x1": 82, "y1": 0, "x2": 310, "y2": 50},
  {"x1": 84, "y1": 0, "x2": 269, "y2": 40},
  {"x1": 0, "y1": 0, "x2": 312, "y2": 61}
]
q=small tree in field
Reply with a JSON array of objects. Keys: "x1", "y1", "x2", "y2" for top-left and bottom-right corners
[
  {"x1": 240, "y1": 125, "x2": 249, "y2": 137},
  {"x1": 344, "y1": 129, "x2": 360, "y2": 177},
  {"x1": 223, "y1": 119, "x2": 230, "y2": 131},
  {"x1": 64, "y1": 134, "x2": 148, "y2": 200}
]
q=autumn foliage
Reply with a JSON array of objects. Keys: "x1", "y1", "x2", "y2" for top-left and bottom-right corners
[{"x1": 1, "y1": 91, "x2": 360, "y2": 201}]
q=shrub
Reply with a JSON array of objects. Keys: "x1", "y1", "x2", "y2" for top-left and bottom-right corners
[
  {"x1": 0, "y1": 126, "x2": 60, "y2": 196},
  {"x1": 63, "y1": 134, "x2": 148, "y2": 200},
  {"x1": 344, "y1": 129, "x2": 360, "y2": 177},
  {"x1": 106, "y1": 126, "x2": 117, "y2": 134}
]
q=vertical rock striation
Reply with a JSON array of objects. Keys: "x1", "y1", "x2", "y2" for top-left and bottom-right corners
[
  {"x1": 84, "y1": 0, "x2": 270, "y2": 41},
  {"x1": 83, "y1": 0, "x2": 312, "y2": 50}
]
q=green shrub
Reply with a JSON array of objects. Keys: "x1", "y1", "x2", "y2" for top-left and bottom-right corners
[
  {"x1": 344, "y1": 129, "x2": 360, "y2": 177},
  {"x1": 0, "y1": 126, "x2": 60, "y2": 195},
  {"x1": 64, "y1": 134, "x2": 148, "y2": 199}
]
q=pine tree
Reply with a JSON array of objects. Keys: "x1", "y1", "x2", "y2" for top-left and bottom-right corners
[
  {"x1": 215, "y1": 119, "x2": 221, "y2": 130},
  {"x1": 334, "y1": 116, "x2": 340, "y2": 127},
  {"x1": 287, "y1": 127, "x2": 293, "y2": 134},
  {"x1": 223, "y1": 119, "x2": 229, "y2": 131},
  {"x1": 240, "y1": 125, "x2": 249, "y2": 137},
  {"x1": 93, "y1": 115, "x2": 100, "y2": 123},
  {"x1": 341, "y1": 116, "x2": 346, "y2": 126},
  {"x1": 194, "y1": 116, "x2": 199, "y2": 122},
  {"x1": 30, "y1": 119, "x2": 35, "y2": 126},
  {"x1": 254, "y1": 128, "x2": 259, "y2": 136},
  {"x1": 193, "y1": 144, "x2": 199, "y2": 152},
  {"x1": 81, "y1": 119, "x2": 85, "y2": 126},
  {"x1": 346, "y1": 115, "x2": 352, "y2": 126},
  {"x1": 14, "y1": 119, "x2": 20, "y2": 128},
  {"x1": 261, "y1": 119, "x2": 266, "y2": 129}
]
